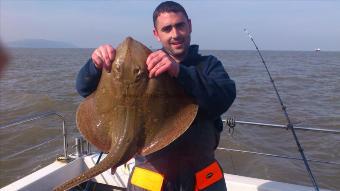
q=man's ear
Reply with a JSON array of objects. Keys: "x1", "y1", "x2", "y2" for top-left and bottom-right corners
[
  {"x1": 188, "y1": 19, "x2": 192, "y2": 33},
  {"x1": 153, "y1": 28, "x2": 161, "y2": 42}
]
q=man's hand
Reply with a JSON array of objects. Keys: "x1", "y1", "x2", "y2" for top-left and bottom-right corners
[
  {"x1": 146, "y1": 50, "x2": 179, "y2": 78},
  {"x1": 91, "y1": 44, "x2": 116, "y2": 72}
]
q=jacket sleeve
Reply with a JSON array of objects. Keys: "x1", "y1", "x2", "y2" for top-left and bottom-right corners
[
  {"x1": 176, "y1": 56, "x2": 236, "y2": 119},
  {"x1": 76, "y1": 58, "x2": 102, "y2": 98}
]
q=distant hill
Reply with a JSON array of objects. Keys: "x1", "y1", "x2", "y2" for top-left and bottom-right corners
[{"x1": 7, "y1": 39, "x2": 77, "y2": 48}]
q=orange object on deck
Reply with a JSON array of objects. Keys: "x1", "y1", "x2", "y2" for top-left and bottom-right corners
[{"x1": 195, "y1": 161, "x2": 223, "y2": 190}]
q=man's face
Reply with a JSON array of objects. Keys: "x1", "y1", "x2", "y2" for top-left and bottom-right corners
[{"x1": 153, "y1": 12, "x2": 192, "y2": 61}]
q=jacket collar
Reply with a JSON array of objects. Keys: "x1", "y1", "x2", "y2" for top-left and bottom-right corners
[{"x1": 181, "y1": 44, "x2": 200, "y2": 65}]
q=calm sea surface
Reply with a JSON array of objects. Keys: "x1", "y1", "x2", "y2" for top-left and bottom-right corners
[{"x1": 0, "y1": 48, "x2": 339, "y2": 190}]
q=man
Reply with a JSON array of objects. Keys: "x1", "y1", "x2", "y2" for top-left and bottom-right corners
[{"x1": 76, "y1": 1, "x2": 236, "y2": 190}]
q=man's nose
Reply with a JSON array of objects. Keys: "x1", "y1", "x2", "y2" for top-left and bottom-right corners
[{"x1": 171, "y1": 28, "x2": 180, "y2": 38}]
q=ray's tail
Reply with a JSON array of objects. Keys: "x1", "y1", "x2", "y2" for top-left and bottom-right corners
[
  {"x1": 54, "y1": 120, "x2": 138, "y2": 191},
  {"x1": 53, "y1": 149, "x2": 121, "y2": 191}
]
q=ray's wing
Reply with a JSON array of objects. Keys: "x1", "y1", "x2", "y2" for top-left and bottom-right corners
[{"x1": 140, "y1": 74, "x2": 198, "y2": 156}]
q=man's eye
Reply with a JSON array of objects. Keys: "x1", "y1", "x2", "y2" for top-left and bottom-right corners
[
  {"x1": 162, "y1": 26, "x2": 172, "y2": 33},
  {"x1": 176, "y1": 23, "x2": 185, "y2": 30}
]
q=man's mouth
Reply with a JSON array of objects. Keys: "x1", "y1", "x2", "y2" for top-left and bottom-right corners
[
  {"x1": 170, "y1": 41, "x2": 184, "y2": 48},
  {"x1": 171, "y1": 41, "x2": 182, "y2": 45}
]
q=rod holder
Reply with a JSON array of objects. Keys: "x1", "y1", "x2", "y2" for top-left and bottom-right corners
[{"x1": 74, "y1": 137, "x2": 84, "y2": 157}]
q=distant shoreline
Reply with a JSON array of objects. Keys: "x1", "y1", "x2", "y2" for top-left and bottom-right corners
[{"x1": 7, "y1": 39, "x2": 78, "y2": 49}]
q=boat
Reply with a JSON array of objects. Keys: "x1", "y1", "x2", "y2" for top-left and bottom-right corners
[
  {"x1": 315, "y1": 48, "x2": 321, "y2": 52},
  {"x1": 1, "y1": 112, "x2": 338, "y2": 191},
  {"x1": 0, "y1": 153, "x2": 333, "y2": 191}
]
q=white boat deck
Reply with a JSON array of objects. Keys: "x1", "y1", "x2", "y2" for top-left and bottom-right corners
[{"x1": 1, "y1": 153, "x2": 332, "y2": 191}]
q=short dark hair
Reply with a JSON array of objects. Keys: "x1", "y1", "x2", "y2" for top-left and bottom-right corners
[{"x1": 153, "y1": 1, "x2": 189, "y2": 27}]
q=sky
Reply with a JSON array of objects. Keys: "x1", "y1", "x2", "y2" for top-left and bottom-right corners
[{"x1": 1, "y1": 0, "x2": 340, "y2": 51}]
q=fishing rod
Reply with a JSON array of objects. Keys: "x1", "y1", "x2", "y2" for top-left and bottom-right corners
[{"x1": 243, "y1": 29, "x2": 320, "y2": 191}]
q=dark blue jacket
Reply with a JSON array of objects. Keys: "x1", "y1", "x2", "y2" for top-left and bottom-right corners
[{"x1": 76, "y1": 44, "x2": 236, "y2": 162}]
